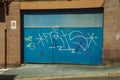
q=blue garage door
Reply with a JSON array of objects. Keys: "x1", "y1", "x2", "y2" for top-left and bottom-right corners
[{"x1": 23, "y1": 9, "x2": 103, "y2": 65}]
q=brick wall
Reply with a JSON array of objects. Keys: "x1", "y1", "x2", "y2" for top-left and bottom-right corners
[
  {"x1": 0, "y1": 2, "x2": 5, "y2": 68},
  {"x1": 6, "y1": 2, "x2": 21, "y2": 67},
  {"x1": 103, "y1": 0, "x2": 120, "y2": 64},
  {"x1": 0, "y1": 23, "x2": 5, "y2": 68}
]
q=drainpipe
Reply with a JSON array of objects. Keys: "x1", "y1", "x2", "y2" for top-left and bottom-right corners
[{"x1": 4, "y1": 29, "x2": 7, "y2": 69}]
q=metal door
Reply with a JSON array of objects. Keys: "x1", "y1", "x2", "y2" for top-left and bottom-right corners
[{"x1": 23, "y1": 9, "x2": 103, "y2": 64}]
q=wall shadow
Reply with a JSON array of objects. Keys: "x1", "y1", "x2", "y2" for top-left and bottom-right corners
[{"x1": 0, "y1": 75, "x2": 16, "y2": 80}]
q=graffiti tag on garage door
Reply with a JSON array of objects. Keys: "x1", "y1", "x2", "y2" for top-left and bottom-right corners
[{"x1": 25, "y1": 29, "x2": 98, "y2": 54}]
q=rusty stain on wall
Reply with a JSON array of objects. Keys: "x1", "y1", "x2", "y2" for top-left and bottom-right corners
[{"x1": 104, "y1": 43, "x2": 111, "y2": 48}]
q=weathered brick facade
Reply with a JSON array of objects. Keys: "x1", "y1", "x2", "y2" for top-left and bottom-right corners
[
  {"x1": 6, "y1": 2, "x2": 21, "y2": 67},
  {"x1": 0, "y1": 0, "x2": 120, "y2": 68},
  {"x1": 103, "y1": 0, "x2": 120, "y2": 64},
  {"x1": 0, "y1": 23, "x2": 5, "y2": 68}
]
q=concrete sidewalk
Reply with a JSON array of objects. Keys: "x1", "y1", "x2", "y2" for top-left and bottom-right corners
[
  {"x1": 1, "y1": 64, "x2": 120, "y2": 80},
  {"x1": 0, "y1": 69, "x2": 9, "y2": 75}
]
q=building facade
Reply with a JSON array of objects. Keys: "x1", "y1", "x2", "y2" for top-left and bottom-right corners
[{"x1": 0, "y1": 0, "x2": 120, "y2": 68}]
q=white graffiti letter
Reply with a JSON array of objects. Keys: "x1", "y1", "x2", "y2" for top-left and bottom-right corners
[
  {"x1": 87, "y1": 33, "x2": 98, "y2": 48},
  {"x1": 36, "y1": 34, "x2": 45, "y2": 47},
  {"x1": 69, "y1": 30, "x2": 88, "y2": 51}
]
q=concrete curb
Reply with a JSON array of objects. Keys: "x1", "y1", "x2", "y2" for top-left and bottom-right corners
[{"x1": 15, "y1": 72, "x2": 120, "y2": 80}]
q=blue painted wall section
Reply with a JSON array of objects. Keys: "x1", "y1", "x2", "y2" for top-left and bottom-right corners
[{"x1": 23, "y1": 9, "x2": 103, "y2": 65}]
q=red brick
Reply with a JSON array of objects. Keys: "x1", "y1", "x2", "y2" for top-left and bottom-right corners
[
  {"x1": 0, "y1": 23, "x2": 5, "y2": 68},
  {"x1": 6, "y1": 2, "x2": 21, "y2": 68}
]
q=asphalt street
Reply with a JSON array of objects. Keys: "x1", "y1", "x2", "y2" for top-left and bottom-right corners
[{"x1": 0, "y1": 76, "x2": 120, "y2": 80}]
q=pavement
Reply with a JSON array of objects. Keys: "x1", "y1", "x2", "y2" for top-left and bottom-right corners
[
  {"x1": 0, "y1": 68, "x2": 9, "y2": 74},
  {"x1": 0, "y1": 64, "x2": 120, "y2": 80}
]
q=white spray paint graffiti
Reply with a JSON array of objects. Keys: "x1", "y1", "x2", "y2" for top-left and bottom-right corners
[
  {"x1": 69, "y1": 30, "x2": 88, "y2": 51},
  {"x1": 25, "y1": 29, "x2": 99, "y2": 53},
  {"x1": 36, "y1": 34, "x2": 45, "y2": 47},
  {"x1": 116, "y1": 32, "x2": 120, "y2": 40}
]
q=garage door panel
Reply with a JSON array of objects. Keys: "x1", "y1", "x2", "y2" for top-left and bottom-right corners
[
  {"x1": 24, "y1": 28, "x2": 53, "y2": 63},
  {"x1": 23, "y1": 9, "x2": 103, "y2": 64},
  {"x1": 53, "y1": 28, "x2": 103, "y2": 64}
]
